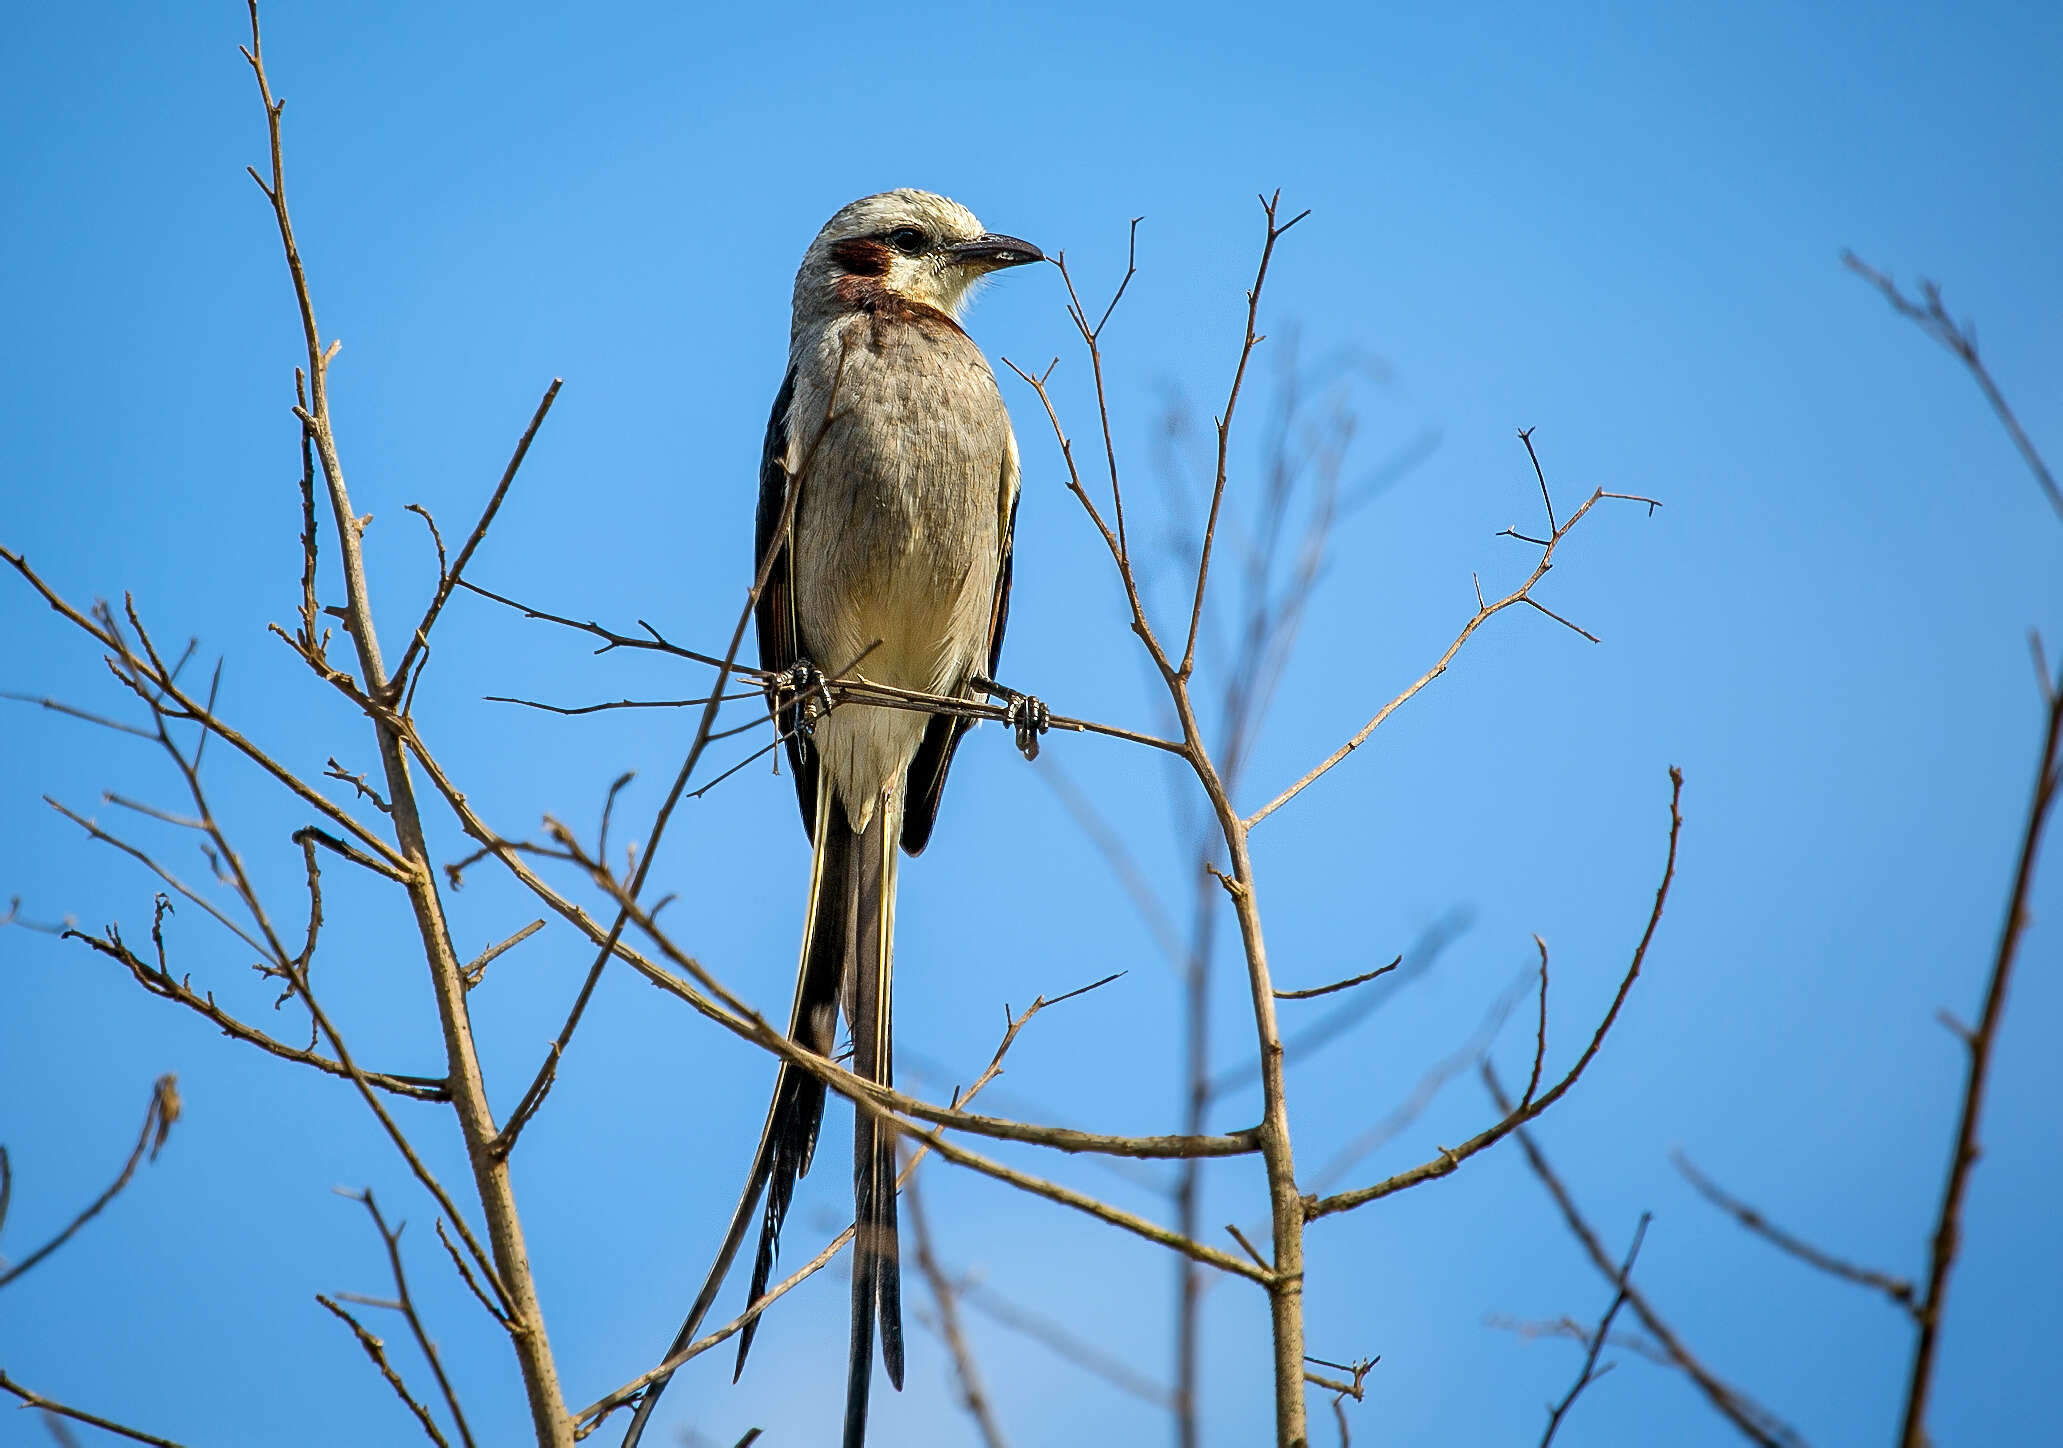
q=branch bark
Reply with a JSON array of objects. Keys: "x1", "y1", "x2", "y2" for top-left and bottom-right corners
[{"x1": 238, "y1": 6, "x2": 570, "y2": 1438}]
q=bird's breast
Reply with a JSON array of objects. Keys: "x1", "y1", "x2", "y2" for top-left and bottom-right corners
[{"x1": 790, "y1": 320, "x2": 1010, "y2": 697}]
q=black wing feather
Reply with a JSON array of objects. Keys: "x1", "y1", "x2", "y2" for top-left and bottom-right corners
[
  {"x1": 754, "y1": 368, "x2": 817, "y2": 839},
  {"x1": 901, "y1": 489, "x2": 1019, "y2": 856}
]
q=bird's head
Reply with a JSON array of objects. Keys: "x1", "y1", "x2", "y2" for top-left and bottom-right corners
[{"x1": 795, "y1": 189, "x2": 1044, "y2": 328}]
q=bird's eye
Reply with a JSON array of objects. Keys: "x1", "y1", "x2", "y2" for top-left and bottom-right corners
[{"x1": 884, "y1": 227, "x2": 928, "y2": 255}]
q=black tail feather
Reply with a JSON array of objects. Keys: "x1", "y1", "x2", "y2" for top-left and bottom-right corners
[
  {"x1": 843, "y1": 789, "x2": 902, "y2": 1447},
  {"x1": 624, "y1": 782, "x2": 904, "y2": 1448},
  {"x1": 732, "y1": 790, "x2": 852, "y2": 1379}
]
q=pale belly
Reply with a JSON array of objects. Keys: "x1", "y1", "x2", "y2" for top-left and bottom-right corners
[{"x1": 792, "y1": 445, "x2": 1002, "y2": 830}]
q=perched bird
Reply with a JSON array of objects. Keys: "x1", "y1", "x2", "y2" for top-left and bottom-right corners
[{"x1": 622, "y1": 189, "x2": 1046, "y2": 1448}]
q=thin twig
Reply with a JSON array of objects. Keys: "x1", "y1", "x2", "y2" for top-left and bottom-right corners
[
  {"x1": 60, "y1": 923, "x2": 448, "y2": 1101},
  {"x1": 1539, "y1": 1212, "x2": 1649, "y2": 1447},
  {"x1": 1487, "y1": 1067, "x2": 1803, "y2": 1448},
  {"x1": 0, "y1": 1373, "x2": 187, "y2": 1448},
  {"x1": 461, "y1": 919, "x2": 545, "y2": 990},
  {"x1": 1182, "y1": 192, "x2": 1310, "y2": 679},
  {"x1": 962, "y1": 1281, "x2": 1177, "y2": 1409},
  {"x1": 904, "y1": 1171, "x2": 1009, "y2": 1448},
  {"x1": 1843, "y1": 253, "x2": 2060, "y2": 523},
  {"x1": 1898, "y1": 665, "x2": 2063, "y2": 1444},
  {"x1": 315, "y1": 1294, "x2": 453, "y2": 1448},
  {"x1": 1272, "y1": 955, "x2": 1399, "y2": 1001},
  {"x1": 1306, "y1": 768, "x2": 1681, "y2": 1220},
  {"x1": 1671, "y1": 1150, "x2": 1916, "y2": 1312},
  {"x1": 574, "y1": 986, "x2": 1078, "y2": 1434},
  {"x1": 344, "y1": 1189, "x2": 477, "y2": 1448},
  {"x1": 0, "y1": 1075, "x2": 180, "y2": 1289},
  {"x1": 388, "y1": 380, "x2": 562, "y2": 698},
  {"x1": 239, "y1": 4, "x2": 570, "y2": 1428},
  {"x1": 1245, "y1": 476, "x2": 1659, "y2": 830}
]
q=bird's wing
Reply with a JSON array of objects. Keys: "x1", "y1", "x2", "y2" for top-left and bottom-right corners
[
  {"x1": 754, "y1": 366, "x2": 819, "y2": 839},
  {"x1": 900, "y1": 426, "x2": 1021, "y2": 855}
]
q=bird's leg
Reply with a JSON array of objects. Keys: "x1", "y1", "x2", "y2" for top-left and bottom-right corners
[
  {"x1": 769, "y1": 659, "x2": 833, "y2": 735},
  {"x1": 971, "y1": 673, "x2": 1050, "y2": 762}
]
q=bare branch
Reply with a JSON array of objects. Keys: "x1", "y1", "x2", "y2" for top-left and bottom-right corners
[
  {"x1": 1306, "y1": 767, "x2": 1681, "y2": 1220},
  {"x1": 1272, "y1": 955, "x2": 1398, "y2": 1001},
  {"x1": 238, "y1": 2, "x2": 570, "y2": 1428},
  {"x1": 388, "y1": 380, "x2": 562, "y2": 697},
  {"x1": 1183, "y1": 192, "x2": 1310, "y2": 678},
  {"x1": 1488, "y1": 1067, "x2": 1804, "y2": 1448},
  {"x1": 59, "y1": 922, "x2": 448, "y2": 1102},
  {"x1": 1672, "y1": 1150, "x2": 1916, "y2": 1313},
  {"x1": 461, "y1": 918, "x2": 546, "y2": 990},
  {"x1": 0, "y1": 1373, "x2": 187, "y2": 1448},
  {"x1": 1245, "y1": 463, "x2": 1660, "y2": 830},
  {"x1": 0, "y1": 1075, "x2": 180, "y2": 1289},
  {"x1": 1844, "y1": 253, "x2": 2060, "y2": 523},
  {"x1": 962, "y1": 1280, "x2": 1177, "y2": 1409},
  {"x1": 1304, "y1": 968, "x2": 1530, "y2": 1198},
  {"x1": 46, "y1": 797, "x2": 272, "y2": 959},
  {"x1": 575, "y1": 987, "x2": 1067, "y2": 1434},
  {"x1": 1899, "y1": 665, "x2": 2063, "y2": 1444},
  {"x1": 1, "y1": 549, "x2": 410, "y2": 872},
  {"x1": 904, "y1": 1171, "x2": 1009, "y2": 1448},
  {"x1": 342, "y1": 1189, "x2": 477, "y2": 1448},
  {"x1": 0, "y1": 691, "x2": 156, "y2": 739},
  {"x1": 315, "y1": 1294, "x2": 453, "y2": 1448},
  {"x1": 1539, "y1": 1213, "x2": 1649, "y2": 1447}
]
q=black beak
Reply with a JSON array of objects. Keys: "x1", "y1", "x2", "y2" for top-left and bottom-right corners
[{"x1": 945, "y1": 233, "x2": 1045, "y2": 270}]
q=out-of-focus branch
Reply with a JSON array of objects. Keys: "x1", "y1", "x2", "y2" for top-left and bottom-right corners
[
  {"x1": 1486, "y1": 1314, "x2": 1670, "y2": 1367},
  {"x1": 1843, "y1": 253, "x2": 2060, "y2": 523},
  {"x1": 903, "y1": 1172, "x2": 1009, "y2": 1448},
  {"x1": 1538, "y1": 1213, "x2": 1649, "y2": 1447},
  {"x1": 962, "y1": 1281, "x2": 1177, "y2": 1410},
  {"x1": 0, "y1": 1075, "x2": 179, "y2": 1289},
  {"x1": 1304, "y1": 968, "x2": 1530, "y2": 1199},
  {"x1": 0, "y1": 1373, "x2": 187, "y2": 1448},
  {"x1": 1671, "y1": 1150, "x2": 1916, "y2": 1314},
  {"x1": 1898, "y1": 656, "x2": 2063, "y2": 1446},
  {"x1": 1486, "y1": 1067, "x2": 1804, "y2": 1448},
  {"x1": 1846, "y1": 251, "x2": 2062, "y2": 1445}
]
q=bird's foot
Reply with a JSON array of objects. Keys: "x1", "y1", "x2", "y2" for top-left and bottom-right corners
[
  {"x1": 769, "y1": 660, "x2": 832, "y2": 735},
  {"x1": 973, "y1": 674, "x2": 1050, "y2": 761}
]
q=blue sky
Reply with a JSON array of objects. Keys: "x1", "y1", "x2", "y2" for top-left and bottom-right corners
[{"x1": 3, "y1": 3, "x2": 2059, "y2": 1445}]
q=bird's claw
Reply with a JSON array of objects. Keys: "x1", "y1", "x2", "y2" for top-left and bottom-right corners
[
  {"x1": 1001, "y1": 692, "x2": 1049, "y2": 761},
  {"x1": 770, "y1": 660, "x2": 832, "y2": 734},
  {"x1": 971, "y1": 673, "x2": 1049, "y2": 761}
]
